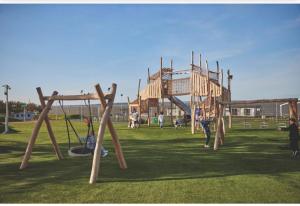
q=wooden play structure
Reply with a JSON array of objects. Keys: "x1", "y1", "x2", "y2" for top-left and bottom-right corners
[
  {"x1": 19, "y1": 83, "x2": 127, "y2": 184},
  {"x1": 128, "y1": 51, "x2": 233, "y2": 150}
]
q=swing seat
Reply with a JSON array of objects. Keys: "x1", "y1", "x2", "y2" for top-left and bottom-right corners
[{"x1": 68, "y1": 146, "x2": 92, "y2": 157}]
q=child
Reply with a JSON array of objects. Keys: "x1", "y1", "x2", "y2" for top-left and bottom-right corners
[
  {"x1": 128, "y1": 112, "x2": 132, "y2": 128},
  {"x1": 86, "y1": 131, "x2": 108, "y2": 157},
  {"x1": 200, "y1": 116, "x2": 211, "y2": 148},
  {"x1": 195, "y1": 108, "x2": 201, "y2": 130},
  {"x1": 287, "y1": 118, "x2": 299, "y2": 159},
  {"x1": 158, "y1": 112, "x2": 164, "y2": 128},
  {"x1": 131, "y1": 109, "x2": 139, "y2": 128}
]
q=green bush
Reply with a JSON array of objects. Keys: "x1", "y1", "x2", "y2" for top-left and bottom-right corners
[{"x1": 0, "y1": 115, "x2": 21, "y2": 122}]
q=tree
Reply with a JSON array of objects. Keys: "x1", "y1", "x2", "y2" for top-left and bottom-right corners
[{"x1": 0, "y1": 101, "x2": 42, "y2": 115}]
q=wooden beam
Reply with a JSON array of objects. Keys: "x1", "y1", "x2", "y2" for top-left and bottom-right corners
[
  {"x1": 20, "y1": 91, "x2": 58, "y2": 170},
  {"x1": 43, "y1": 93, "x2": 112, "y2": 101},
  {"x1": 37, "y1": 87, "x2": 63, "y2": 160}
]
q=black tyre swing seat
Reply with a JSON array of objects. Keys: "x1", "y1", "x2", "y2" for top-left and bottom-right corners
[
  {"x1": 59, "y1": 99, "x2": 96, "y2": 157},
  {"x1": 68, "y1": 136, "x2": 94, "y2": 157},
  {"x1": 68, "y1": 146, "x2": 92, "y2": 157}
]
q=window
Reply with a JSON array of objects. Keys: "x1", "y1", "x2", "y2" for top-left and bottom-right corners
[
  {"x1": 244, "y1": 108, "x2": 251, "y2": 116},
  {"x1": 231, "y1": 108, "x2": 238, "y2": 116}
]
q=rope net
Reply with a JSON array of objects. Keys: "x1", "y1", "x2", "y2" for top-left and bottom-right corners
[{"x1": 168, "y1": 78, "x2": 190, "y2": 96}]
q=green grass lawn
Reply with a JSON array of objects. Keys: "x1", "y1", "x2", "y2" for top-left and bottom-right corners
[{"x1": 0, "y1": 119, "x2": 299, "y2": 203}]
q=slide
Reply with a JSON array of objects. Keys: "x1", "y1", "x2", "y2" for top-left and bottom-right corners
[{"x1": 168, "y1": 96, "x2": 191, "y2": 115}]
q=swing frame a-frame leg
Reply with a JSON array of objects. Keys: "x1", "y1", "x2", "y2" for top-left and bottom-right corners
[
  {"x1": 214, "y1": 103, "x2": 225, "y2": 151},
  {"x1": 89, "y1": 83, "x2": 127, "y2": 184},
  {"x1": 37, "y1": 87, "x2": 64, "y2": 160},
  {"x1": 20, "y1": 90, "x2": 62, "y2": 169}
]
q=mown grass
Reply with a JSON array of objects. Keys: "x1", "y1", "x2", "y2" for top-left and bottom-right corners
[{"x1": 0, "y1": 118, "x2": 299, "y2": 203}]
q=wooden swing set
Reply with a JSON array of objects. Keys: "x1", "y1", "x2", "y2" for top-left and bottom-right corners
[{"x1": 19, "y1": 83, "x2": 127, "y2": 184}]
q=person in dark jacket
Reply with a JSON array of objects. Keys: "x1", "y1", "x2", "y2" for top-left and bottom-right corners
[
  {"x1": 200, "y1": 116, "x2": 211, "y2": 148},
  {"x1": 288, "y1": 118, "x2": 299, "y2": 159}
]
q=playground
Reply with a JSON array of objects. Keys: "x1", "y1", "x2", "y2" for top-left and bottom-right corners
[
  {"x1": 0, "y1": 52, "x2": 299, "y2": 203},
  {"x1": 1, "y1": 119, "x2": 300, "y2": 203},
  {"x1": 1, "y1": 4, "x2": 300, "y2": 203}
]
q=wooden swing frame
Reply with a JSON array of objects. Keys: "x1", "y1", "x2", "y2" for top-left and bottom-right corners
[
  {"x1": 213, "y1": 98, "x2": 299, "y2": 150},
  {"x1": 19, "y1": 83, "x2": 127, "y2": 184}
]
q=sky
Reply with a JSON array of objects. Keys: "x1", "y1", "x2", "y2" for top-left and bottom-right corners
[{"x1": 0, "y1": 4, "x2": 300, "y2": 104}]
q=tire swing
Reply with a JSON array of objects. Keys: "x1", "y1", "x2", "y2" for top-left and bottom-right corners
[{"x1": 59, "y1": 100, "x2": 94, "y2": 157}]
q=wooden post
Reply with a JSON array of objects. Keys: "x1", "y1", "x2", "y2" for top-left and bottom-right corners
[
  {"x1": 160, "y1": 57, "x2": 164, "y2": 113},
  {"x1": 191, "y1": 50, "x2": 194, "y2": 66},
  {"x1": 216, "y1": 61, "x2": 220, "y2": 84},
  {"x1": 221, "y1": 117, "x2": 226, "y2": 144},
  {"x1": 199, "y1": 54, "x2": 202, "y2": 71},
  {"x1": 170, "y1": 59, "x2": 173, "y2": 126},
  {"x1": 219, "y1": 106, "x2": 225, "y2": 145},
  {"x1": 137, "y1": 79, "x2": 141, "y2": 100},
  {"x1": 138, "y1": 96, "x2": 142, "y2": 126},
  {"x1": 157, "y1": 99, "x2": 160, "y2": 121},
  {"x1": 227, "y1": 69, "x2": 232, "y2": 129},
  {"x1": 90, "y1": 83, "x2": 127, "y2": 184},
  {"x1": 20, "y1": 91, "x2": 58, "y2": 170},
  {"x1": 214, "y1": 103, "x2": 224, "y2": 150},
  {"x1": 206, "y1": 59, "x2": 211, "y2": 116},
  {"x1": 289, "y1": 100, "x2": 298, "y2": 126},
  {"x1": 191, "y1": 103, "x2": 195, "y2": 134},
  {"x1": 147, "y1": 67, "x2": 150, "y2": 84},
  {"x1": 36, "y1": 87, "x2": 63, "y2": 160},
  {"x1": 89, "y1": 93, "x2": 114, "y2": 184},
  {"x1": 219, "y1": 67, "x2": 225, "y2": 145},
  {"x1": 220, "y1": 69, "x2": 225, "y2": 136},
  {"x1": 214, "y1": 103, "x2": 220, "y2": 150},
  {"x1": 147, "y1": 99, "x2": 150, "y2": 127},
  {"x1": 96, "y1": 84, "x2": 127, "y2": 169},
  {"x1": 147, "y1": 67, "x2": 151, "y2": 126},
  {"x1": 127, "y1": 96, "x2": 131, "y2": 127},
  {"x1": 214, "y1": 91, "x2": 216, "y2": 117},
  {"x1": 190, "y1": 51, "x2": 195, "y2": 133}
]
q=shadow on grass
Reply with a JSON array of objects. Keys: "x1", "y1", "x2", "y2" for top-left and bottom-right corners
[
  {"x1": 1, "y1": 133, "x2": 299, "y2": 193},
  {"x1": 0, "y1": 125, "x2": 21, "y2": 134},
  {"x1": 231, "y1": 128, "x2": 277, "y2": 132}
]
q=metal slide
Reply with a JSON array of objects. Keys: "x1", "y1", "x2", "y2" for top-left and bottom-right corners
[{"x1": 168, "y1": 96, "x2": 191, "y2": 115}]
